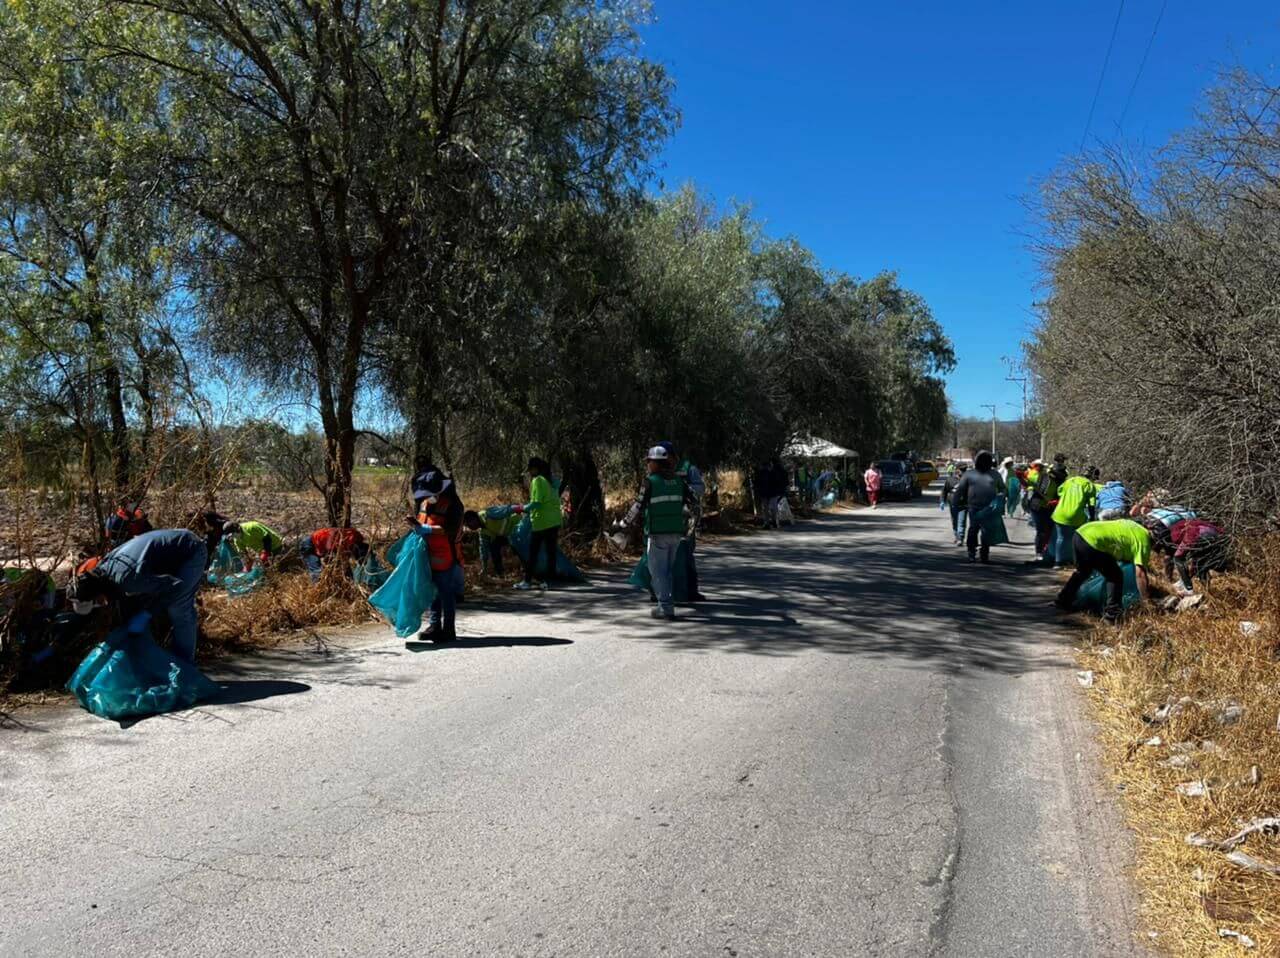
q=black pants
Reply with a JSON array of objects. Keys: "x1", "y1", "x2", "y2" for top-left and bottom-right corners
[
  {"x1": 1057, "y1": 534, "x2": 1123, "y2": 617},
  {"x1": 1174, "y1": 539, "x2": 1228, "y2": 589},
  {"x1": 524, "y1": 527, "x2": 559, "y2": 583},
  {"x1": 965, "y1": 509, "x2": 989, "y2": 561}
]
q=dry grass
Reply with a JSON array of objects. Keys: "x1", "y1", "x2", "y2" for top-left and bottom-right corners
[
  {"x1": 200, "y1": 560, "x2": 377, "y2": 650},
  {"x1": 1076, "y1": 543, "x2": 1280, "y2": 955}
]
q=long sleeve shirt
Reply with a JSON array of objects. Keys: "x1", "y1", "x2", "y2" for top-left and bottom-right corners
[{"x1": 97, "y1": 529, "x2": 206, "y2": 598}]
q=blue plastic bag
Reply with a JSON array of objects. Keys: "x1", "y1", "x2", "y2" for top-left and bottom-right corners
[
  {"x1": 67, "y1": 627, "x2": 219, "y2": 721},
  {"x1": 628, "y1": 539, "x2": 694, "y2": 602},
  {"x1": 384, "y1": 532, "x2": 413, "y2": 569},
  {"x1": 1072, "y1": 563, "x2": 1141, "y2": 614},
  {"x1": 1006, "y1": 477, "x2": 1021, "y2": 516},
  {"x1": 353, "y1": 551, "x2": 391, "y2": 590},
  {"x1": 368, "y1": 534, "x2": 437, "y2": 638},
  {"x1": 206, "y1": 539, "x2": 265, "y2": 595},
  {"x1": 509, "y1": 518, "x2": 585, "y2": 582}
]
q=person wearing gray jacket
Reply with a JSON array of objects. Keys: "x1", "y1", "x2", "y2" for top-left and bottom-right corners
[{"x1": 951, "y1": 450, "x2": 1006, "y2": 563}]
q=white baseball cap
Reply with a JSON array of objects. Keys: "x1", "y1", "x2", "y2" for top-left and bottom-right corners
[{"x1": 645, "y1": 446, "x2": 669, "y2": 461}]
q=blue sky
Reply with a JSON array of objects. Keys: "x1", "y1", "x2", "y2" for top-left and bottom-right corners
[{"x1": 640, "y1": 1, "x2": 1280, "y2": 418}]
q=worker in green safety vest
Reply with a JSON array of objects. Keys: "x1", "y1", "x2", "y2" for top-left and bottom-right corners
[
  {"x1": 463, "y1": 505, "x2": 526, "y2": 576},
  {"x1": 618, "y1": 445, "x2": 700, "y2": 620}
]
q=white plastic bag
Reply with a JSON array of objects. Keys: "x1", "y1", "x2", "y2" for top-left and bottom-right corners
[{"x1": 777, "y1": 499, "x2": 795, "y2": 526}]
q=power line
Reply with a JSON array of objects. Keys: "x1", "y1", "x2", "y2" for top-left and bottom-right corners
[
  {"x1": 1080, "y1": 0, "x2": 1127, "y2": 151},
  {"x1": 1118, "y1": 0, "x2": 1168, "y2": 130}
]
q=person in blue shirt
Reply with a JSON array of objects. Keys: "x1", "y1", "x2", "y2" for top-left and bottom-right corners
[
  {"x1": 67, "y1": 529, "x2": 208, "y2": 662},
  {"x1": 1095, "y1": 479, "x2": 1132, "y2": 520}
]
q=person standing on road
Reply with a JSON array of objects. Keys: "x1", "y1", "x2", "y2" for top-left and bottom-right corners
[
  {"x1": 1054, "y1": 519, "x2": 1152, "y2": 622},
  {"x1": 67, "y1": 528, "x2": 208, "y2": 662},
  {"x1": 513, "y1": 457, "x2": 563, "y2": 591},
  {"x1": 1049, "y1": 467, "x2": 1100, "y2": 567},
  {"x1": 951, "y1": 450, "x2": 1005, "y2": 563},
  {"x1": 941, "y1": 463, "x2": 969, "y2": 546},
  {"x1": 405, "y1": 475, "x2": 466, "y2": 641},
  {"x1": 1026, "y1": 454, "x2": 1067, "y2": 564},
  {"x1": 864, "y1": 462, "x2": 883, "y2": 509},
  {"x1": 663, "y1": 441, "x2": 708, "y2": 601},
  {"x1": 616, "y1": 446, "x2": 700, "y2": 620}
]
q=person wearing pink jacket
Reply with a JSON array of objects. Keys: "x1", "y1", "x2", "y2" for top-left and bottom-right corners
[{"x1": 863, "y1": 463, "x2": 883, "y2": 508}]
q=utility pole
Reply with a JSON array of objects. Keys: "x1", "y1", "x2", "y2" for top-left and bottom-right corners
[{"x1": 981, "y1": 403, "x2": 998, "y2": 459}]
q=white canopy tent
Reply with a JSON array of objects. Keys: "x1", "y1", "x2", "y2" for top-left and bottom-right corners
[{"x1": 782, "y1": 437, "x2": 857, "y2": 460}]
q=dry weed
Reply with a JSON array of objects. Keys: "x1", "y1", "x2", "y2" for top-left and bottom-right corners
[{"x1": 1078, "y1": 543, "x2": 1280, "y2": 955}]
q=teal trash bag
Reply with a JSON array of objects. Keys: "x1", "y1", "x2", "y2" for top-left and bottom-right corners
[
  {"x1": 368, "y1": 534, "x2": 437, "y2": 638},
  {"x1": 1006, "y1": 477, "x2": 1021, "y2": 516},
  {"x1": 628, "y1": 539, "x2": 694, "y2": 602},
  {"x1": 509, "y1": 518, "x2": 585, "y2": 582},
  {"x1": 1072, "y1": 563, "x2": 1141, "y2": 614},
  {"x1": 353, "y1": 551, "x2": 391, "y2": 590},
  {"x1": 205, "y1": 538, "x2": 243, "y2": 584},
  {"x1": 973, "y1": 499, "x2": 1010, "y2": 547},
  {"x1": 67, "y1": 627, "x2": 219, "y2": 721},
  {"x1": 384, "y1": 532, "x2": 413, "y2": 569},
  {"x1": 206, "y1": 539, "x2": 264, "y2": 595},
  {"x1": 821, "y1": 491, "x2": 837, "y2": 507}
]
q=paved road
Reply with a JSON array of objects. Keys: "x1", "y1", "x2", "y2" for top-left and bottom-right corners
[{"x1": 2, "y1": 491, "x2": 1141, "y2": 956}]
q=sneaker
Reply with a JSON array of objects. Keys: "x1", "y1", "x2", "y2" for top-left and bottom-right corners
[
  {"x1": 649, "y1": 607, "x2": 664, "y2": 619},
  {"x1": 514, "y1": 581, "x2": 534, "y2": 591}
]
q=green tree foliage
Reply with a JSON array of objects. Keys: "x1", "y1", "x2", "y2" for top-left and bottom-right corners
[
  {"x1": 1030, "y1": 68, "x2": 1280, "y2": 535},
  {"x1": 0, "y1": 0, "x2": 183, "y2": 532}
]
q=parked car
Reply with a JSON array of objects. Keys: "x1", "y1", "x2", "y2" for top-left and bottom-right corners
[
  {"x1": 874, "y1": 459, "x2": 915, "y2": 500},
  {"x1": 914, "y1": 460, "x2": 939, "y2": 490}
]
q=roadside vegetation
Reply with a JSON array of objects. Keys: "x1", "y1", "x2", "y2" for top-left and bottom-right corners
[{"x1": 1032, "y1": 65, "x2": 1280, "y2": 955}]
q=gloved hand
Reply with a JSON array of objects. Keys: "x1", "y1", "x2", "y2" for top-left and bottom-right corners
[
  {"x1": 126, "y1": 610, "x2": 152, "y2": 635},
  {"x1": 511, "y1": 504, "x2": 525, "y2": 514}
]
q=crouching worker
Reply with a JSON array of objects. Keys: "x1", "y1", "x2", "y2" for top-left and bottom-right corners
[
  {"x1": 297, "y1": 527, "x2": 369, "y2": 581},
  {"x1": 67, "y1": 529, "x2": 208, "y2": 662},
  {"x1": 404, "y1": 476, "x2": 464, "y2": 641},
  {"x1": 222, "y1": 520, "x2": 284, "y2": 570},
  {"x1": 463, "y1": 506, "x2": 524, "y2": 576},
  {"x1": 1158, "y1": 518, "x2": 1228, "y2": 595},
  {"x1": 1054, "y1": 519, "x2": 1152, "y2": 623},
  {"x1": 615, "y1": 445, "x2": 700, "y2": 621}
]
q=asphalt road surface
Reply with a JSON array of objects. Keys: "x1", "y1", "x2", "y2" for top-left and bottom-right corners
[{"x1": 3, "y1": 490, "x2": 1142, "y2": 956}]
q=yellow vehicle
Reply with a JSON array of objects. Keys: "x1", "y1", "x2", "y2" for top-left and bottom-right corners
[{"x1": 914, "y1": 460, "x2": 939, "y2": 490}]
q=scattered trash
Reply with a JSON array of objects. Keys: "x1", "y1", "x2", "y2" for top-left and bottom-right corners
[
  {"x1": 1225, "y1": 851, "x2": 1280, "y2": 876},
  {"x1": 1176, "y1": 780, "x2": 1209, "y2": 797},
  {"x1": 1218, "y1": 928, "x2": 1256, "y2": 948},
  {"x1": 1240, "y1": 621, "x2": 1262, "y2": 637},
  {"x1": 1160, "y1": 595, "x2": 1180, "y2": 612},
  {"x1": 1177, "y1": 594, "x2": 1205, "y2": 612},
  {"x1": 1159, "y1": 754, "x2": 1191, "y2": 769},
  {"x1": 1145, "y1": 735, "x2": 1163, "y2": 747},
  {"x1": 1246, "y1": 765, "x2": 1262, "y2": 786},
  {"x1": 1149, "y1": 697, "x2": 1194, "y2": 724},
  {"x1": 1098, "y1": 645, "x2": 1114, "y2": 658},
  {"x1": 1187, "y1": 818, "x2": 1280, "y2": 852},
  {"x1": 1191, "y1": 867, "x2": 1206, "y2": 881},
  {"x1": 1076, "y1": 670, "x2": 1095, "y2": 688},
  {"x1": 1217, "y1": 702, "x2": 1245, "y2": 726}
]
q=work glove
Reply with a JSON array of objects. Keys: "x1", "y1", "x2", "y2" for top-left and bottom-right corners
[
  {"x1": 126, "y1": 610, "x2": 152, "y2": 635},
  {"x1": 511, "y1": 504, "x2": 525, "y2": 514}
]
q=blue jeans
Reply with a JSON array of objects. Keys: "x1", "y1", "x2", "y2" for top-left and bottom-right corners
[
  {"x1": 647, "y1": 533, "x2": 681, "y2": 615},
  {"x1": 167, "y1": 549, "x2": 208, "y2": 662},
  {"x1": 428, "y1": 564, "x2": 464, "y2": 630},
  {"x1": 949, "y1": 503, "x2": 968, "y2": 541},
  {"x1": 1053, "y1": 522, "x2": 1076, "y2": 566}
]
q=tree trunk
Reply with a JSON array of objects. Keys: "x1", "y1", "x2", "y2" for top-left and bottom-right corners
[{"x1": 559, "y1": 445, "x2": 605, "y2": 536}]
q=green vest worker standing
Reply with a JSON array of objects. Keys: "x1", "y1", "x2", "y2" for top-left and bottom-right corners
[
  {"x1": 1049, "y1": 469, "x2": 1100, "y2": 567},
  {"x1": 1055, "y1": 518, "x2": 1152, "y2": 622},
  {"x1": 616, "y1": 445, "x2": 700, "y2": 620},
  {"x1": 514, "y1": 457, "x2": 563, "y2": 590}
]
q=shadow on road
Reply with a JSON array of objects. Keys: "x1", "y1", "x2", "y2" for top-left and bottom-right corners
[
  {"x1": 206, "y1": 679, "x2": 312, "y2": 706},
  {"x1": 491, "y1": 494, "x2": 1078, "y2": 676},
  {"x1": 405, "y1": 636, "x2": 573, "y2": 652}
]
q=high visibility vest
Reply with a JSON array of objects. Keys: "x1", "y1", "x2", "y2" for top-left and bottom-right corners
[
  {"x1": 645, "y1": 474, "x2": 686, "y2": 536},
  {"x1": 418, "y1": 511, "x2": 461, "y2": 571}
]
